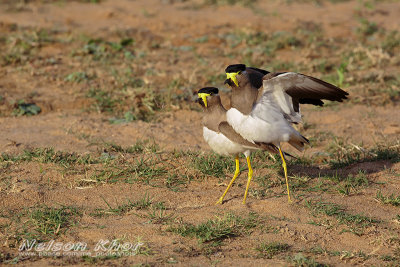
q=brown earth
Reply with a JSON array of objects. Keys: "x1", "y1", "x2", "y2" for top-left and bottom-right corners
[{"x1": 0, "y1": 0, "x2": 400, "y2": 266}]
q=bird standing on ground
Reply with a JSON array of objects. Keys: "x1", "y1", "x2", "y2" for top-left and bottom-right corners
[
  {"x1": 196, "y1": 87, "x2": 281, "y2": 204},
  {"x1": 224, "y1": 64, "x2": 349, "y2": 203}
]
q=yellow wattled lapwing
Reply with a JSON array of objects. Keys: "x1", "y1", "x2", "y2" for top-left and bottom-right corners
[
  {"x1": 224, "y1": 64, "x2": 349, "y2": 203},
  {"x1": 196, "y1": 87, "x2": 284, "y2": 204}
]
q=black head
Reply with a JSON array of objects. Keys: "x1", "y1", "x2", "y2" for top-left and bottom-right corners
[
  {"x1": 225, "y1": 64, "x2": 246, "y2": 73},
  {"x1": 196, "y1": 87, "x2": 219, "y2": 108},
  {"x1": 198, "y1": 87, "x2": 219, "y2": 95}
]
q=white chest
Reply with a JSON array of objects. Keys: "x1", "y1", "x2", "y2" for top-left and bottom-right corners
[{"x1": 202, "y1": 126, "x2": 246, "y2": 156}]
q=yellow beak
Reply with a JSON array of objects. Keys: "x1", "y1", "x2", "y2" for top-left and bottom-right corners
[
  {"x1": 226, "y1": 72, "x2": 239, "y2": 87},
  {"x1": 198, "y1": 93, "x2": 210, "y2": 108}
]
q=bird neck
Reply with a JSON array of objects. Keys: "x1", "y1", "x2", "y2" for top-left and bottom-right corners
[
  {"x1": 202, "y1": 96, "x2": 227, "y2": 132},
  {"x1": 230, "y1": 84, "x2": 258, "y2": 115}
]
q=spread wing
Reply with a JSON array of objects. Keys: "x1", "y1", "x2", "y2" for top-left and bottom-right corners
[{"x1": 253, "y1": 72, "x2": 349, "y2": 123}]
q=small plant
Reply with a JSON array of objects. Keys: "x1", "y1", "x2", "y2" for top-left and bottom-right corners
[
  {"x1": 64, "y1": 71, "x2": 89, "y2": 83},
  {"x1": 203, "y1": 0, "x2": 258, "y2": 7},
  {"x1": 12, "y1": 100, "x2": 41, "y2": 116},
  {"x1": 305, "y1": 200, "x2": 379, "y2": 235},
  {"x1": 109, "y1": 111, "x2": 136, "y2": 124},
  {"x1": 256, "y1": 242, "x2": 290, "y2": 259},
  {"x1": 337, "y1": 170, "x2": 369, "y2": 196},
  {"x1": 356, "y1": 17, "x2": 378, "y2": 38},
  {"x1": 0, "y1": 147, "x2": 97, "y2": 166},
  {"x1": 382, "y1": 30, "x2": 400, "y2": 55},
  {"x1": 86, "y1": 88, "x2": 116, "y2": 114},
  {"x1": 192, "y1": 153, "x2": 234, "y2": 177},
  {"x1": 97, "y1": 194, "x2": 153, "y2": 216},
  {"x1": 167, "y1": 213, "x2": 260, "y2": 247},
  {"x1": 335, "y1": 62, "x2": 348, "y2": 88},
  {"x1": 17, "y1": 205, "x2": 81, "y2": 242},
  {"x1": 290, "y1": 253, "x2": 328, "y2": 267},
  {"x1": 144, "y1": 205, "x2": 173, "y2": 224},
  {"x1": 376, "y1": 191, "x2": 400, "y2": 206},
  {"x1": 328, "y1": 140, "x2": 400, "y2": 168}
]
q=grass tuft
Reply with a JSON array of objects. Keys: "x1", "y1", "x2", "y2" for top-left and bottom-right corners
[
  {"x1": 192, "y1": 153, "x2": 234, "y2": 177},
  {"x1": 290, "y1": 253, "x2": 328, "y2": 267},
  {"x1": 376, "y1": 191, "x2": 400, "y2": 207},
  {"x1": 306, "y1": 200, "x2": 379, "y2": 235},
  {"x1": 167, "y1": 212, "x2": 260, "y2": 247},
  {"x1": 328, "y1": 141, "x2": 400, "y2": 168},
  {"x1": 256, "y1": 242, "x2": 290, "y2": 259},
  {"x1": 16, "y1": 205, "x2": 81, "y2": 242}
]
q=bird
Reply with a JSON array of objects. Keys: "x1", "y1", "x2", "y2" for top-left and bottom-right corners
[
  {"x1": 224, "y1": 63, "x2": 349, "y2": 203},
  {"x1": 196, "y1": 87, "x2": 282, "y2": 204}
]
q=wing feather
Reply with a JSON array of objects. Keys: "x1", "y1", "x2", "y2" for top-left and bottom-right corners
[{"x1": 256, "y1": 72, "x2": 349, "y2": 123}]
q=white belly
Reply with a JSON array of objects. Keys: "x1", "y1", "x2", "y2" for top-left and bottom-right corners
[
  {"x1": 203, "y1": 127, "x2": 246, "y2": 156},
  {"x1": 226, "y1": 108, "x2": 293, "y2": 144}
]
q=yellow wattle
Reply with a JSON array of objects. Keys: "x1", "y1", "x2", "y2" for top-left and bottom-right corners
[
  {"x1": 226, "y1": 71, "x2": 240, "y2": 87},
  {"x1": 198, "y1": 93, "x2": 210, "y2": 108}
]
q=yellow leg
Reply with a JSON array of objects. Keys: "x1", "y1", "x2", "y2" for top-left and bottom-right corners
[
  {"x1": 279, "y1": 147, "x2": 292, "y2": 203},
  {"x1": 242, "y1": 156, "x2": 253, "y2": 204},
  {"x1": 216, "y1": 155, "x2": 240, "y2": 204}
]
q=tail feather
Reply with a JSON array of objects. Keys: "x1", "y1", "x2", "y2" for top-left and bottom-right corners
[
  {"x1": 282, "y1": 151, "x2": 297, "y2": 159},
  {"x1": 255, "y1": 142, "x2": 280, "y2": 154},
  {"x1": 254, "y1": 142, "x2": 297, "y2": 159},
  {"x1": 288, "y1": 133, "x2": 309, "y2": 152}
]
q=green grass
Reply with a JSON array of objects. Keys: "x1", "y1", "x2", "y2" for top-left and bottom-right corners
[
  {"x1": 376, "y1": 191, "x2": 400, "y2": 207},
  {"x1": 65, "y1": 71, "x2": 90, "y2": 83},
  {"x1": 91, "y1": 158, "x2": 167, "y2": 184},
  {"x1": 356, "y1": 17, "x2": 379, "y2": 38},
  {"x1": 75, "y1": 37, "x2": 135, "y2": 60},
  {"x1": 0, "y1": 146, "x2": 190, "y2": 191},
  {"x1": 143, "y1": 204, "x2": 174, "y2": 224},
  {"x1": 92, "y1": 194, "x2": 153, "y2": 217},
  {"x1": 289, "y1": 253, "x2": 328, "y2": 267},
  {"x1": 328, "y1": 141, "x2": 400, "y2": 168},
  {"x1": 202, "y1": 0, "x2": 258, "y2": 7},
  {"x1": 382, "y1": 30, "x2": 400, "y2": 55},
  {"x1": 167, "y1": 212, "x2": 260, "y2": 247},
  {"x1": 0, "y1": 148, "x2": 99, "y2": 166},
  {"x1": 16, "y1": 205, "x2": 81, "y2": 242},
  {"x1": 336, "y1": 170, "x2": 369, "y2": 195},
  {"x1": 256, "y1": 242, "x2": 291, "y2": 259},
  {"x1": 0, "y1": 28, "x2": 59, "y2": 66},
  {"x1": 192, "y1": 153, "x2": 234, "y2": 178},
  {"x1": 86, "y1": 88, "x2": 117, "y2": 114},
  {"x1": 92, "y1": 194, "x2": 173, "y2": 223},
  {"x1": 305, "y1": 200, "x2": 380, "y2": 235},
  {"x1": 99, "y1": 140, "x2": 149, "y2": 154},
  {"x1": 380, "y1": 254, "x2": 399, "y2": 262},
  {"x1": 165, "y1": 173, "x2": 193, "y2": 192},
  {"x1": 11, "y1": 100, "x2": 41, "y2": 116}
]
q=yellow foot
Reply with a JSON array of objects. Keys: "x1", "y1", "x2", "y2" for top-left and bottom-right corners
[{"x1": 216, "y1": 197, "x2": 224, "y2": 205}]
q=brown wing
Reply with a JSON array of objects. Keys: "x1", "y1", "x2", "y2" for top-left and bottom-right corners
[
  {"x1": 218, "y1": 122, "x2": 279, "y2": 154},
  {"x1": 263, "y1": 72, "x2": 349, "y2": 112}
]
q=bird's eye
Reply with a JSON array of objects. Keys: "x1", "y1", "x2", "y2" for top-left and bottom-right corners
[{"x1": 238, "y1": 71, "x2": 242, "y2": 75}]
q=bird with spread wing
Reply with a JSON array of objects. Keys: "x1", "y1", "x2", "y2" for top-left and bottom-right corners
[
  {"x1": 196, "y1": 87, "x2": 282, "y2": 204},
  {"x1": 223, "y1": 64, "x2": 349, "y2": 203}
]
